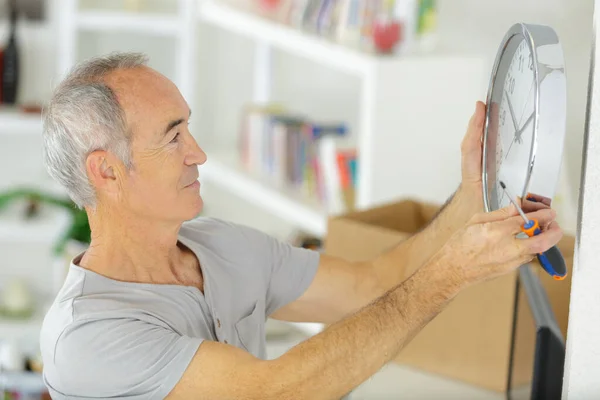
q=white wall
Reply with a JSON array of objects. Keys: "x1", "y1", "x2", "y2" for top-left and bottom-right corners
[{"x1": 562, "y1": 2, "x2": 600, "y2": 396}]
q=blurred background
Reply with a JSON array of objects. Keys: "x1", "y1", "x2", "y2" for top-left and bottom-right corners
[{"x1": 0, "y1": 0, "x2": 593, "y2": 398}]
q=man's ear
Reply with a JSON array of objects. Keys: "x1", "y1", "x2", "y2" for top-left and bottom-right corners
[{"x1": 86, "y1": 150, "x2": 118, "y2": 193}]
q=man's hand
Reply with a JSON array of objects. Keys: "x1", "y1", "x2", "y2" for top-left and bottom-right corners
[
  {"x1": 459, "y1": 101, "x2": 487, "y2": 210},
  {"x1": 439, "y1": 204, "x2": 563, "y2": 287}
]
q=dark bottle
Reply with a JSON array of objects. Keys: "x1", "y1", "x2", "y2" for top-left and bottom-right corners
[
  {"x1": 2, "y1": 0, "x2": 19, "y2": 105},
  {"x1": 0, "y1": 48, "x2": 4, "y2": 103}
]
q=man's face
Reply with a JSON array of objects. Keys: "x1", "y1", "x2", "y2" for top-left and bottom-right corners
[{"x1": 106, "y1": 67, "x2": 206, "y2": 222}]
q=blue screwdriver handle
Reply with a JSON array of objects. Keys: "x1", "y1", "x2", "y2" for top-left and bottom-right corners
[
  {"x1": 537, "y1": 245, "x2": 567, "y2": 281},
  {"x1": 522, "y1": 220, "x2": 567, "y2": 280}
]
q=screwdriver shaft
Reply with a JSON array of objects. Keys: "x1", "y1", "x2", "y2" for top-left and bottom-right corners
[{"x1": 499, "y1": 181, "x2": 530, "y2": 223}]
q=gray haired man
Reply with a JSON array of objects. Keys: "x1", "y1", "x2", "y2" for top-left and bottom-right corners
[{"x1": 40, "y1": 53, "x2": 562, "y2": 399}]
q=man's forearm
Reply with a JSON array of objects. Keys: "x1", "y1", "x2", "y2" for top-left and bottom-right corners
[
  {"x1": 269, "y1": 255, "x2": 462, "y2": 400},
  {"x1": 370, "y1": 185, "x2": 481, "y2": 290}
]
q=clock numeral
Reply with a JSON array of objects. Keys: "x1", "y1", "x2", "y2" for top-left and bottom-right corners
[
  {"x1": 528, "y1": 53, "x2": 533, "y2": 70},
  {"x1": 508, "y1": 75, "x2": 515, "y2": 95},
  {"x1": 501, "y1": 109, "x2": 506, "y2": 127},
  {"x1": 519, "y1": 54, "x2": 524, "y2": 72}
]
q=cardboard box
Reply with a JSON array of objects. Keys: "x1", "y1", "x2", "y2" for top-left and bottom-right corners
[{"x1": 323, "y1": 199, "x2": 574, "y2": 393}]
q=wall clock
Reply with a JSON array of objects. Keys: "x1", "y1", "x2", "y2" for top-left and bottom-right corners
[
  {"x1": 482, "y1": 23, "x2": 567, "y2": 212},
  {"x1": 482, "y1": 23, "x2": 568, "y2": 280}
]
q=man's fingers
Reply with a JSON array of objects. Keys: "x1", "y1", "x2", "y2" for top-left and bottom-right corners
[
  {"x1": 516, "y1": 254, "x2": 536, "y2": 267},
  {"x1": 521, "y1": 199, "x2": 550, "y2": 213},
  {"x1": 520, "y1": 196, "x2": 554, "y2": 230},
  {"x1": 462, "y1": 101, "x2": 486, "y2": 151},
  {"x1": 521, "y1": 221, "x2": 563, "y2": 255},
  {"x1": 525, "y1": 208, "x2": 557, "y2": 230},
  {"x1": 521, "y1": 196, "x2": 551, "y2": 213},
  {"x1": 503, "y1": 208, "x2": 557, "y2": 235},
  {"x1": 471, "y1": 204, "x2": 518, "y2": 224},
  {"x1": 508, "y1": 222, "x2": 562, "y2": 265},
  {"x1": 525, "y1": 193, "x2": 552, "y2": 207}
]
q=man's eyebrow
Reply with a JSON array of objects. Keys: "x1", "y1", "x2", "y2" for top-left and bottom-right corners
[{"x1": 163, "y1": 109, "x2": 192, "y2": 136}]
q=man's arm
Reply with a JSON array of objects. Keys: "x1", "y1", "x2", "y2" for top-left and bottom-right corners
[
  {"x1": 167, "y1": 206, "x2": 561, "y2": 400},
  {"x1": 168, "y1": 258, "x2": 458, "y2": 400},
  {"x1": 371, "y1": 185, "x2": 482, "y2": 291},
  {"x1": 269, "y1": 186, "x2": 481, "y2": 325},
  {"x1": 375, "y1": 101, "x2": 488, "y2": 285},
  {"x1": 272, "y1": 102, "x2": 487, "y2": 324}
]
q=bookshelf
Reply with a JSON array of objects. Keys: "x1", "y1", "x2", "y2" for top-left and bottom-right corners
[
  {"x1": 0, "y1": 372, "x2": 45, "y2": 394},
  {"x1": 76, "y1": 11, "x2": 181, "y2": 35},
  {"x1": 203, "y1": 148, "x2": 328, "y2": 235},
  {"x1": 0, "y1": 204, "x2": 72, "y2": 243},
  {"x1": 56, "y1": 0, "x2": 197, "y2": 111},
  {"x1": 0, "y1": 108, "x2": 42, "y2": 136},
  {"x1": 197, "y1": 1, "x2": 488, "y2": 235},
  {"x1": 0, "y1": 307, "x2": 46, "y2": 344},
  {"x1": 199, "y1": 0, "x2": 375, "y2": 77}
]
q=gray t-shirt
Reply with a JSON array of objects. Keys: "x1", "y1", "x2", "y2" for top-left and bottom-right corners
[{"x1": 40, "y1": 217, "x2": 320, "y2": 399}]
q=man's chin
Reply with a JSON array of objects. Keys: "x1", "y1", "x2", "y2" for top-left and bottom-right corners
[{"x1": 183, "y1": 195, "x2": 204, "y2": 220}]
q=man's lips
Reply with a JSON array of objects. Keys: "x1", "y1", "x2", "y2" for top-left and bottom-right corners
[{"x1": 185, "y1": 177, "x2": 199, "y2": 187}]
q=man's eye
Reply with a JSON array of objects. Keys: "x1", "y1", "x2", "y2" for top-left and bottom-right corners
[{"x1": 170, "y1": 132, "x2": 180, "y2": 143}]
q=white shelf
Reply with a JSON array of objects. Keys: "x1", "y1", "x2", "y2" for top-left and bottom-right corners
[
  {"x1": 201, "y1": 150, "x2": 328, "y2": 236},
  {"x1": 0, "y1": 372, "x2": 46, "y2": 393},
  {"x1": 76, "y1": 11, "x2": 181, "y2": 35},
  {"x1": 0, "y1": 203, "x2": 72, "y2": 243},
  {"x1": 0, "y1": 310, "x2": 45, "y2": 343},
  {"x1": 199, "y1": 0, "x2": 377, "y2": 77},
  {"x1": 0, "y1": 109, "x2": 42, "y2": 136}
]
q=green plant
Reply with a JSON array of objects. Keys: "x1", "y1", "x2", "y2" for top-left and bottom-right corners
[{"x1": 0, "y1": 187, "x2": 91, "y2": 255}]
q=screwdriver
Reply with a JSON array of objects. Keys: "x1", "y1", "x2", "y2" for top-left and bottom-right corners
[{"x1": 499, "y1": 181, "x2": 567, "y2": 280}]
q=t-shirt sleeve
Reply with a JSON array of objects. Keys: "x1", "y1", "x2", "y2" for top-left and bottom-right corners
[
  {"x1": 47, "y1": 317, "x2": 202, "y2": 399},
  {"x1": 236, "y1": 223, "x2": 321, "y2": 316}
]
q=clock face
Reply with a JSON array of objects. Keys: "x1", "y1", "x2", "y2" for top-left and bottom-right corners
[
  {"x1": 485, "y1": 36, "x2": 537, "y2": 211},
  {"x1": 483, "y1": 23, "x2": 567, "y2": 215}
]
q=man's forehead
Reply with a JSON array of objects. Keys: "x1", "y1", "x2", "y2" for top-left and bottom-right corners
[
  {"x1": 105, "y1": 67, "x2": 172, "y2": 106},
  {"x1": 104, "y1": 67, "x2": 186, "y2": 129}
]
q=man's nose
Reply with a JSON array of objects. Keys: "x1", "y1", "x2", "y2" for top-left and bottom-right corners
[{"x1": 184, "y1": 134, "x2": 207, "y2": 166}]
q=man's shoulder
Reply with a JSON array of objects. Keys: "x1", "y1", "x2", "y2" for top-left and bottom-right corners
[
  {"x1": 39, "y1": 266, "x2": 156, "y2": 367},
  {"x1": 40, "y1": 266, "x2": 88, "y2": 352},
  {"x1": 180, "y1": 216, "x2": 235, "y2": 234},
  {"x1": 179, "y1": 216, "x2": 266, "y2": 251},
  {"x1": 41, "y1": 297, "x2": 201, "y2": 399},
  {"x1": 39, "y1": 270, "x2": 186, "y2": 398}
]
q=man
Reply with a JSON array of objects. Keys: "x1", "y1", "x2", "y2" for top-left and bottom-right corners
[{"x1": 40, "y1": 53, "x2": 562, "y2": 400}]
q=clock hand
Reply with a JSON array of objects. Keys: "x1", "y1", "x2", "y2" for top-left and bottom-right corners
[
  {"x1": 505, "y1": 90, "x2": 520, "y2": 132},
  {"x1": 504, "y1": 111, "x2": 535, "y2": 161},
  {"x1": 505, "y1": 138, "x2": 515, "y2": 161},
  {"x1": 515, "y1": 112, "x2": 534, "y2": 144},
  {"x1": 517, "y1": 79, "x2": 535, "y2": 126}
]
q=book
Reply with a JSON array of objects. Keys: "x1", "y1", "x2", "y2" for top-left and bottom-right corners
[
  {"x1": 277, "y1": 0, "x2": 421, "y2": 53},
  {"x1": 238, "y1": 103, "x2": 357, "y2": 212}
]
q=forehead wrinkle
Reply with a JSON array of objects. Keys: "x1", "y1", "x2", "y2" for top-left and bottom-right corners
[
  {"x1": 101, "y1": 67, "x2": 188, "y2": 152},
  {"x1": 103, "y1": 68, "x2": 166, "y2": 144}
]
